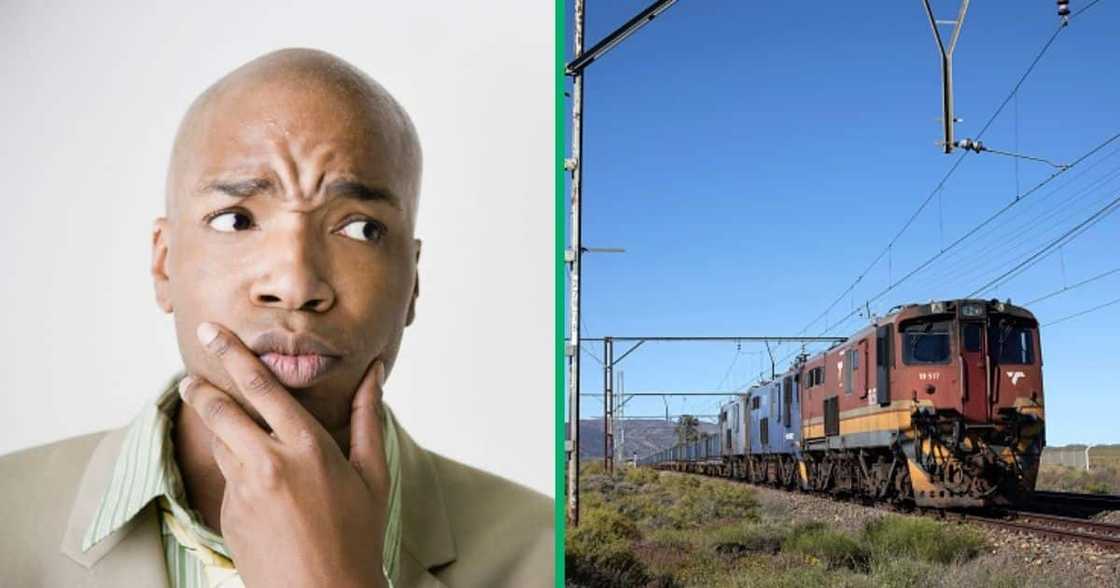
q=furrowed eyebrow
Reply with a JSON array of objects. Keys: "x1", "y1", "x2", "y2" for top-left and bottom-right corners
[
  {"x1": 326, "y1": 179, "x2": 402, "y2": 210},
  {"x1": 202, "y1": 178, "x2": 273, "y2": 198}
]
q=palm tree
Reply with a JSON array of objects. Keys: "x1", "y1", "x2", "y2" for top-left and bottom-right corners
[{"x1": 675, "y1": 414, "x2": 700, "y2": 444}]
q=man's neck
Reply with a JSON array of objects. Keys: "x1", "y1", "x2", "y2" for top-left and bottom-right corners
[{"x1": 172, "y1": 400, "x2": 353, "y2": 535}]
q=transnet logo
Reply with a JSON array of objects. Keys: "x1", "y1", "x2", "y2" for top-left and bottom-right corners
[{"x1": 1007, "y1": 371, "x2": 1026, "y2": 385}]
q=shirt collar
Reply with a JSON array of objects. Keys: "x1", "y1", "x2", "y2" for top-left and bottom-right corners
[{"x1": 81, "y1": 374, "x2": 223, "y2": 555}]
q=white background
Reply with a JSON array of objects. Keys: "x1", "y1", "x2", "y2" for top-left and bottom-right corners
[{"x1": 0, "y1": 2, "x2": 554, "y2": 497}]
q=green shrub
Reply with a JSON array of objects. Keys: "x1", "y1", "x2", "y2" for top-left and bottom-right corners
[
  {"x1": 566, "y1": 507, "x2": 649, "y2": 587},
  {"x1": 1035, "y1": 463, "x2": 1120, "y2": 495},
  {"x1": 661, "y1": 475, "x2": 757, "y2": 529},
  {"x1": 704, "y1": 523, "x2": 787, "y2": 557},
  {"x1": 565, "y1": 538, "x2": 651, "y2": 588},
  {"x1": 784, "y1": 522, "x2": 869, "y2": 571},
  {"x1": 569, "y1": 507, "x2": 640, "y2": 546},
  {"x1": 869, "y1": 557, "x2": 939, "y2": 588},
  {"x1": 624, "y1": 466, "x2": 660, "y2": 486},
  {"x1": 582, "y1": 461, "x2": 607, "y2": 477},
  {"x1": 647, "y1": 527, "x2": 694, "y2": 551},
  {"x1": 862, "y1": 515, "x2": 984, "y2": 565},
  {"x1": 724, "y1": 554, "x2": 875, "y2": 588},
  {"x1": 1085, "y1": 480, "x2": 1111, "y2": 495},
  {"x1": 665, "y1": 473, "x2": 702, "y2": 492}
]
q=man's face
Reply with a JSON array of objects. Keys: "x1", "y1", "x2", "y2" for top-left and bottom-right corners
[{"x1": 152, "y1": 76, "x2": 420, "y2": 431}]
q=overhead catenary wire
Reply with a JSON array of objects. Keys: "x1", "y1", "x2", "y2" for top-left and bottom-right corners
[
  {"x1": 967, "y1": 192, "x2": 1120, "y2": 297},
  {"x1": 714, "y1": 341, "x2": 742, "y2": 391},
  {"x1": 835, "y1": 131, "x2": 1120, "y2": 325},
  {"x1": 781, "y1": 1, "x2": 1104, "y2": 361},
  {"x1": 1044, "y1": 294, "x2": 1120, "y2": 327},
  {"x1": 1024, "y1": 266, "x2": 1120, "y2": 306},
  {"x1": 917, "y1": 148, "x2": 1120, "y2": 290},
  {"x1": 770, "y1": 130, "x2": 1120, "y2": 374},
  {"x1": 924, "y1": 161, "x2": 1120, "y2": 295}
]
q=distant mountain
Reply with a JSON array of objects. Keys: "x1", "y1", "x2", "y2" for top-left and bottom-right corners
[{"x1": 571, "y1": 418, "x2": 718, "y2": 460}]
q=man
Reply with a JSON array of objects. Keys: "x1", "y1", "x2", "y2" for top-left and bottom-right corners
[{"x1": 0, "y1": 48, "x2": 552, "y2": 587}]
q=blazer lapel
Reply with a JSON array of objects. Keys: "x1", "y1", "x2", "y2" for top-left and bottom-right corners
[
  {"x1": 396, "y1": 422, "x2": 456, "y2": 587},
  {"x1": 59, "y1": 427, "x2": 170, "y2": 588}
]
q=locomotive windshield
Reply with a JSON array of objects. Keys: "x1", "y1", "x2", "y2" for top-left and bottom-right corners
[
  {"x1": 901, "y1": 319, "x2": 951, "y2": 364},
  {"x1": 989, "y1": 319, "x2": 1035, "y2": 364}
]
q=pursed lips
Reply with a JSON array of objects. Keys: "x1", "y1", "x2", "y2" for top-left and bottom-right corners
[{"x1": 250, "y1": 331, "x2": 343, "y2": 388}]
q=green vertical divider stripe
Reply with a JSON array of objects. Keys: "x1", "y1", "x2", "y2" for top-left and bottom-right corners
[{"x1": 554, "y1": 0, "x2": 566, "y2": 585}]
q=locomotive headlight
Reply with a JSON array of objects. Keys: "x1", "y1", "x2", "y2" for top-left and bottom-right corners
[{"x1": 961, "y1": 303, "x2": 985, "y2": 318}]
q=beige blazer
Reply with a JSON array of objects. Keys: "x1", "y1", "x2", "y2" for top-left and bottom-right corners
[{"x1": 0, "y1": 423, "x2": 553, "y2": 587}]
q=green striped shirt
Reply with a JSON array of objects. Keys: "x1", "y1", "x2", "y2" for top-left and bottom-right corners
[{"x1": 81, "y1": 375, "x2": 402, "y2": 587}]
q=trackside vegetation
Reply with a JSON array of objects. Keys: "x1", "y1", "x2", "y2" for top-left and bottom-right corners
[{"x1": 565, "y1": 465, "x2": 1056, "y2": 587}]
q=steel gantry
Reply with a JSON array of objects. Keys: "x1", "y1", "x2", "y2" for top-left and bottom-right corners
[
  {"x1": 564, "y1": 0, "x2": 681, "y2": 528},
  {"x1": 569, "y1": 334, "x2": 845, "y2": 525}
]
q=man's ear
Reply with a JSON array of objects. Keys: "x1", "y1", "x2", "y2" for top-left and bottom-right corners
[
  {"x1": 405, "y1": 238, "x2": 421, "y2": 326},
  {"x1": 151, "y1": 217, "x2": 174, "y2": 314}
]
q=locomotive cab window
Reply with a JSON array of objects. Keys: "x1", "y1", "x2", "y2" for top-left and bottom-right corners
[
  {"x1": 962, "y1": 323, "x2": 983, "y2": 352},
  {"x1": 990, "y1": 320, "x2": 1036, "y2": 364},
  {"x1": 900, "y1": 319, "x2": 952, "y2": 364},
  {"x1": 805, "y1": 366, "x2": 825, "y2": 387}
]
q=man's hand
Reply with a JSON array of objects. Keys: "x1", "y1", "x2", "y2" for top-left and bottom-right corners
[{"x1": 178, "y1": 321, "x2": 389, "y2": 588}]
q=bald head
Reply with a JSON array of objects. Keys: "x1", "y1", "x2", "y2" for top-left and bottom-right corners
[
  {"x1": 165, "y1": 48, "x2": 422, "y2": 226},
  {"x1": 152, "y1": 49, "x2": 425, "y2": 435}
]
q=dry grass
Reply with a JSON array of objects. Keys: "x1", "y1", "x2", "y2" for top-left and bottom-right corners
[
  {"x1": 564, "y1": 466, "x2": 1029, "y2": 587},
  {"x1": 1036, "y1": 462, "x2": 1120, "y2": 495}
]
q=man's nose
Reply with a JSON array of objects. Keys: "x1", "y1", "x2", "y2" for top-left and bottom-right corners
[{"x1": 249, "y1": 231, "x2": 336, "y2": 313}]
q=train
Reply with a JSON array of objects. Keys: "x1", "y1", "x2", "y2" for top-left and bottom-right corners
[{"x1": 640, "y1": 299, "x2": 1046, "y2": 509}]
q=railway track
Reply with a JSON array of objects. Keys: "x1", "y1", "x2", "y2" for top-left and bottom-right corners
[
  {"x1": 657, "y1": 468, "x2": 1120, "y2": 549},
  {"x1": 949, "y1": 509, "x2": 1120, "y2": 551}
]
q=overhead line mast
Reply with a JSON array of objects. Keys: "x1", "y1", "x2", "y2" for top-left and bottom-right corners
[
  {"x1": 782, "y1": 0, "x2": 1104, "y2": 369},
  {"x1": 922, "y1": 0, "x2": 970, "y2": 154},
  {"x1": 564, "y1": 0, "x2": 680, "y2": 528}
]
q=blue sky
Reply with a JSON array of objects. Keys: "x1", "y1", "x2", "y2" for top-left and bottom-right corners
[{"x1": 564, "y1": 1, "x2": 1120, "y2": 446}]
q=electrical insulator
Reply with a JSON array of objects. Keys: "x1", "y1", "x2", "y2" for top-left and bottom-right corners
[
  {"x1": 1058, "y1": 0, "x2": 1071, "y2": 17},
  {"x1": 955, "y1": 138, "x2": 985, "y2": 153}
]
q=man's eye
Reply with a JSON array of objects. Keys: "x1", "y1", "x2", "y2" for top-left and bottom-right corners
[
  {"x1": 338, "y1": 219, "x2": 385, "y2": 243},
  {"x1": 207, "y1": 211, "x2": 254, "y2": 232}
]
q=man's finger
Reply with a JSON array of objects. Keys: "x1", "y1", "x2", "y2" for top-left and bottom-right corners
[
  {"x1": 179, "y1": 375, "x2": 271, "y2": 460},
  {"x1": 196, "y1": 322, "x2": 317, "y2": 442},
  {"x1": 210, "y1": 432, "x2": 242, "y2": 481},
  {"x1": 349, "y1": 359, "x2": 389, "y2": 494}
]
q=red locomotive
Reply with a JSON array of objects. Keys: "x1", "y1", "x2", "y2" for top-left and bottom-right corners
[{"x1": 644, "y1": 299, "x2": 1046, "y2": 508}]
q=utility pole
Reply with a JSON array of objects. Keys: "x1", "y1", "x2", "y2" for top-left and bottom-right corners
[
  {"x1": 565, "y1": 0, "x2": 586, "y2": 528},
  {"x1": 616, "y1": 370, "x2": 625, "y2": 469},
  {"x1": 603, "y1": 337, "x2": 614, "y2": 473},
  {"x1": 564, "y1": 0, "x2": 683, "y2": 527},
  {"x1": 922, "y1": 0, "x2": 969, "y2": 153}
]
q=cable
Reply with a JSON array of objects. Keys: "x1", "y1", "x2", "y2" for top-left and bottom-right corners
[
  {"x1": 927, "y1": 164, "x2": 1120, "y2": 295},
  {"x1": 714, "y1": 343, "x2": 743, "y2": 391},
  {"x1": 581, "y1": 346, "x2": 604, "y2": 365},
  {"x1": 775, "y1": 132, "x2": 1120, "y2": 372},
  {"x1": 1044, "y1": 294, "x2": 1120, "y2": 327},
  {"x1": 1073, "y1": 0, "x2": 1105, "y2": 18},
  {"x1": 787, "y1": 2, "x2": 1103, "y2": 351},
  {"x1": 1024, "y1": 266, "x2": 1120, "y2": 305},
  {"x1": 846, "y1": 131, "x2": 1120, "y2": 319},
  {"x1": 970, "y1": 0, "x2": 1102, "y2": 139},
  {"x1": 918, "y1": 150, "x2": 1120, "y2": 290},
  {"x1": 967, "y1": 191, "x2": 1120, "y2": 297}
]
